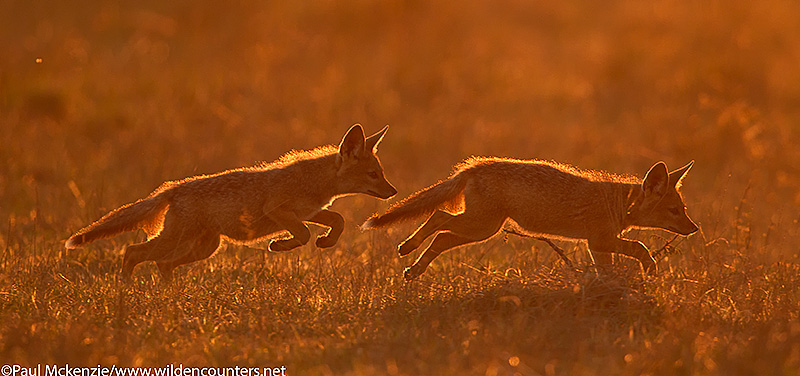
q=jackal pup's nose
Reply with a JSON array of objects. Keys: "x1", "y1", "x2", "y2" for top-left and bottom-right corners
[{"x1": 679, "y1": 222, "x2": 699, "y2": 235}]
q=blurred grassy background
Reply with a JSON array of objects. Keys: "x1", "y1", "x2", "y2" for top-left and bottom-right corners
[{"x1": 2, "y1": 0, "x2": 800, "y2": 374}]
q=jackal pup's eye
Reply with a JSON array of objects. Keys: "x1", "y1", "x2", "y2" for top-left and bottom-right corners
[{"x1": 368, "y1": 171, "x2": 380, "y2": 179}]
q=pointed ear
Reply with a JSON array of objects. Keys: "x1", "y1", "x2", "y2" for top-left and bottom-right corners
[
  {"x1": 642, "y1": 162, "x2": 669, "y2": 198},
  {"x1": 365, "y1": 125, "x2": 389, "y2": 153},
  {"x1": 669, "y1": 160, "x2": 694, "y2": 188},
  {"x1": 338, "y1": 124, "x2": 366, "y2": 160}
]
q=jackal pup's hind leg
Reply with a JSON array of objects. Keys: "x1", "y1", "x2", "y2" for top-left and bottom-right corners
[
  {"x1": 154, "y1": 229, "x2": 221, "y2": 283},
  {"x1": 122, "y1": 210, "x2": 216, "y2": 283},
  {"x1": 398, "y1": 210, "x2": 454, "y2": 256},
  {"x1": 403, "y1": 207, "x2": 506, "y2": 281},
  {"x1": 122, "y1": 238, "x2": 175, "y2": 283}
]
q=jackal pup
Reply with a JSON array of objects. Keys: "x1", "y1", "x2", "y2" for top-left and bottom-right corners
[
  {"x1": 66, "y1": 124, "x2": 397, "y2": 282},
  {"x1": 363, "y1": 158, "x2": 697, "y2": 280}
]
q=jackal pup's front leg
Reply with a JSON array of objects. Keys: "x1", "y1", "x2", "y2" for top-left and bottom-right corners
[
  {"x1": 268, "y1": 209, "x2": 346, "y2": 251},
  {"x1": 306, "y1": 209, "x2": 345, "y2": 248},
  {"x1": 588, "y1": 236, "x2": 657, "y2": 275},
  {"x1": 267, "y1": 209, "x2": 312, "y2": 252}
]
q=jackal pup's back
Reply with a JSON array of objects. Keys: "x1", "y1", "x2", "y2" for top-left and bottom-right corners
[
  {"x1": 66, "y1": 124, "x2": 397, "y2": 282},
  {"x1": 363, "y1": 158, "x2": 697, "y2": 280}
]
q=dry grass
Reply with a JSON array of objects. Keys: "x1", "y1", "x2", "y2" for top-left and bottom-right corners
[{"x1": 2, "y1": 0, "x2": 800, "y2": 374}]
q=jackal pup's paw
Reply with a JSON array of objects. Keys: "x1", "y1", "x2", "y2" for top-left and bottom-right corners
[
  {"x1": 403, "y1": 265, "x2": 425, "y2": 281},
  {"x1": 315, "y1": 234, "x2": 338, "y2": 248}
]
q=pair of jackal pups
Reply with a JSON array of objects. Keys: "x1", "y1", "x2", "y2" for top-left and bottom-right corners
[{"x1": 66, "y1": 125, "x2": 698, "y2": 282}]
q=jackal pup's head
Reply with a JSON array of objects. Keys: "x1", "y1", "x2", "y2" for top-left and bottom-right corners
[
  {"x1": 335, "y1": 124, "x2": 397, "y2": 199},
  {"x1": 627, "y1": 161, "x2": 698, "y2": 235}
]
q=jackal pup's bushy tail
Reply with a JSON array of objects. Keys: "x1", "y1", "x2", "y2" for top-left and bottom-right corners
[
  {"x1": 362, "y1": 172, "x2": 468, "y2": 229},
  {"x1": 65, "y1": 191, "x2": 171, "y2": 249}
]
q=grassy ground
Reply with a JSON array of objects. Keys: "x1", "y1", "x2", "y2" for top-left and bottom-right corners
[{"x1": 2, "y1": 0, "x2": 800, "y2": 374}]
